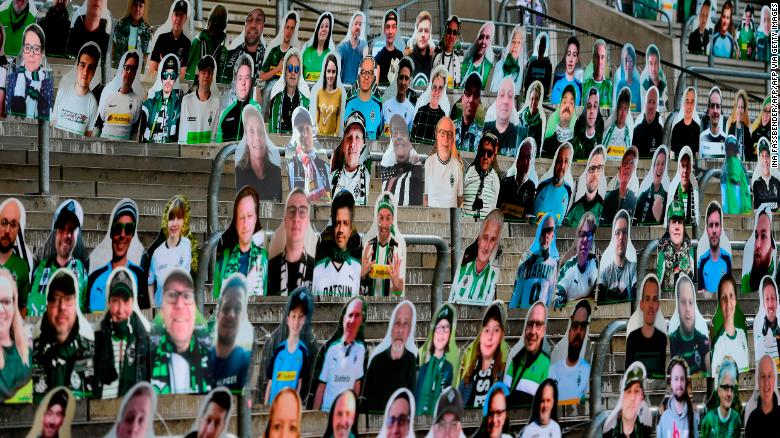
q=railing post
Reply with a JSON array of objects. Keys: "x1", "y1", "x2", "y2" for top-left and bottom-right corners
[
  {"x1": 589, "y1": 319, "x2": 627, "y2": 418},
  {"x1": 38, "y1": 119, "x2": 50, "y2": 194},
  {"x1": 637, "y1": 239, "x2": 659, "y2": 309},
  {"x1": 698, "y1": 169, "x2": 720, "y2": 212},
  {"x1": 208, "y1": 144, "x2": 238, "y2": 235},
  {"x1": 238, "y1": 341, "x2": 257, "y2": 438},
  {"x1": 195, "y1": 232, "x2": 222, "y2": 314},
  {"x1": 449, "y1": 208, "x2": 461, "y2": 279},
  {"x1": 195, "y1": 0, "x2": 203, "y2": 21}
]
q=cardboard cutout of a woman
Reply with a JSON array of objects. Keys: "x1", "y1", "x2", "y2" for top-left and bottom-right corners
[
  {"x1": 634, "y1": 146, "x2": 670, "y2": 225},
  {"x1": 517, "y1": 80, "x2": 547, "y2": 149},
  {"x1": 710, "y1": 275, "x2": 749, "y2": 374},
  {"x1": 286, "y1": 107, "x2": 332, "y2": 203},
  {"x1": 309, "y1": 52, "x2": 346, "y2": 137},
  {"x1": 415, "y1": 303, "x2": 460, "y2": 415},
  {"x1": 0, "y1": 268, "x2": 31, "y2": 403},
  {"x1": 104, "y1": 382, "x2": 156, "y2": 438},
  {"x1": 331, "y1": 112, "x2": 371, "y2": 206},
  {"x1": 612, "y1": 43, "x2": 642, "y2": 112},
  {"x1": 234, "y1": 105, "x2": 283, "y2": 202},
  {"x1": 510, "y1": 215, "x2": 559, "y2": 309},
  {"x1": 449, "y1": 209, "x2": 503, "y2": 306},
  {"x1": 490, "y1": 24, "x2": 526, "y2": 94},
  {"x1": 301, "y1": 11, "x2": 335, "y2": 82},
  {"x1": 6, "y1": 23, "x2": 54, "y2": 121}
]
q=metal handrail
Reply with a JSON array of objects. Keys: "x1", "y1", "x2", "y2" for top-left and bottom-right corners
[
  {"x1": 699, "y1": 168, "x2": 720, "y2": 209},
  {"x1": 589, "y1": 319, "x2": 627, "y2": 418},
  {"x1": 586, "y1": 410, "x2": 609, "y2": 438},
  {"x1": 627, "y1": 0, "x2": 674, "y2": 36},
  {"x1": 637, "y1": 236, "x2": 748, "y2": 286}
]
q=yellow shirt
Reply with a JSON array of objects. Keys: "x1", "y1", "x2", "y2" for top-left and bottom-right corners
[{"x1": 316, "y1": 88, "x2": 342, "y2": 136}]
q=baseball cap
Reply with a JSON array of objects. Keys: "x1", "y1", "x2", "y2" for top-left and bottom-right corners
[
  {"x1": 343, "y1": 111, "x2": 366, "y2": 138},
  {"x1": 173, "y1": 0, "x2": 188, "y2": 15},
  {"x1": 163, "y1": 267, "x2": 194, "y2": 291},
  {"x1": 668, "y1": 199, "x2": 685, "y2": 221},
  {"x1": 294, "y1": 109, "x2": 313, "y2": 129},
  {"x1": 54, "y1": 200, "x2": 81, "y2": 230},
  {"x1": 434, "y1": 387, "x2": 464, "y2": 424},
  {"x1": 384, "y1": 10, "x2": 398, "y2": 24},
  {"x1": 624, "y1": 366, "x2": 645, "y2": 391},
  {"x1": 480, "y1": 130, "x2": 499, "y2": 148},
  {"x1": 109, "y1": 269, "x2": 134, "y2": 300},
  {"x1": 288, "y1": 288, "x2": 311, "y2": 316}
]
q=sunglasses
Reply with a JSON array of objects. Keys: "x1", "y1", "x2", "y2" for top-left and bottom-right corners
[
  {"x1": 445, "y1": 28, "x2": 459, "y2": 36},
  {"x1": 478, "y1": 148, "x2": 494, "y2": 158},
  {"x1": 719, "y1": 384, "x2": 735, "y2": 392},
  {"x1": 111, "y1": 222, "x2": 136, "y2": 237},
  {"x1": 161, "y1": 71, "x2": 177, "y2": 80},
  {"x1": 287, "y1": 64, "x2": 300, "y2": 74}
]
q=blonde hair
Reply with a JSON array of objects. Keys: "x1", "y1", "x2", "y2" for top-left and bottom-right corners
[
  {"x1": 725, "y1": 89, "x2": 751, "y2": 132},
  {"x1": 0, "y1": 269, "x2": 29, "y2": 369}
]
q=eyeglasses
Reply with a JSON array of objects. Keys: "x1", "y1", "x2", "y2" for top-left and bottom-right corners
[
  {"x1": 111, "y1": 222, "x2": 136, "y2": 237},
  {"x1": 719, "y1": 384, "x2": 735, "y2": 392},
  {"x1": 434, "y1": 324, "x2": 451, "y2": 333},
  {"x1": 385, "y1": 415, "x2": 410, "y2": 427},
  {"x1": 445, "y1": 28, "x2": 459, "y2": 36},
  {"x1": 287, "y1": 64, "x2": 300, "y2": 74},
  {"x1": 23, "y1": 44, "x2": 41, "y2": 55},
  {"x1": 286, "y1": 205, "x2": 309, "y2": 219},
  {"x1": 161, "y1": 70, "x2": 177, "y2": 80},
  {"x1": 0, "y1": 219, "x2": 19, "y2": 231},
  {"x1": 164, "y1": 289, "x2": 195, "y2": 304},
  {"x1": 478, "y1": 148, "x2": 494, "y2": 158},
  {"x1": 708, "y1": 103, "x2": 721, "y2": 109},
  {"x1": 437, "y1": 129, "x2": 453, "y2": 139},
  {"x1": 431, "y1": 84, "x2": 444, "y2": 92},
  {"x1": 587, "y1": 164, "x2": 605, "y2": 174},
  {"x1": 123, "y1": 64, "x2": 139, "y2": 72},
  {"x1": 359, "y1": 69, "x2": 373, "y2": 78}
]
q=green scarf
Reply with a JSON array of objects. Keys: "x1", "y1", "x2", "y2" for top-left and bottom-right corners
[
  {"x1": 723, "y1": 156, "x2": 751, "y2": 214},
  {"x1": 215, "y1": 242, "x2": 262, "y2": 298},
  {"x1": 151, "y1": 332, "x2": 210, "y2": 394},
  {"x1": 502, "y1": 54, "x2": 520, "y2": 77}
]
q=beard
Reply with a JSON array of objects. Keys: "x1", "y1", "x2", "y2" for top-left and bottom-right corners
[
  {"x1": 567, "y1": 341, "x2": 582, "y2": 362},
  {"x1": 0, "y1": 241, "x2": 12, "y2": 254}
]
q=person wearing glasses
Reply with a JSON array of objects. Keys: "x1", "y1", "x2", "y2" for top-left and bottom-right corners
[
  {"x1": 600, "y1": 147, "x2": 639, "y2": 225},
  {"x1": 0, "y1": 269, "x2": 30, "y2": 402},
  {"x1": 0, "y1": 0, "x2": 35, "y2": 56},
  {"x1": 472, "y1": 383, "x2": 509, "y2": 438},
  {"x1": 87, "y1": 199, "x2": 147, "y2": 312},
  {"x1": 433, "y1": 15, "x2": 463, "y2": 89},
  {"x1": 564, "y1": 147, "x2": 605, "y2": 226},
  {"x1": 32, "y1": 269, "x2": 94, "y2": 400},
  {"x1": 6, "y1": 24, "x2": 54, "y2": 120},
  {"x1": 699, "y1": 357, "x2": 741, "y2": 438},
  {"x1": 216, "y1": 54, "x2": 261, "y2": 143},
  {"x1": 463, "y1": 131, "x2": 501, "y2": 220},
  {"x1": 700, "y1": 87, "x2": 726, "y2": 157},
  {"x1": 150, "y1": 268, "x2": 211, "y2": 394},
  {"x1": 548, "y1": 301, "x2": 590, "y2": 405},
  {"x1": 377, "y1": 388, "x2": 415, "y2": 438},
  {"x1": 504, "y1": 301, "x2": 550, "y2": 406},
  {"x1": 98, "y1": 50, "x2": 144, "y2": 140},
  {"x1": 209, "y1": 274, "x2": 252, "y2": 391},
  {"x1": 93, "y1": 267, "x2": 150, "y2": 399},
  {"x1": 424, "y1": 117, "x2": 463, "y2": 208},
  {"x1": 554, "y1": 213, "x2": 598, "y2": 306},
  {"x1": 344, "y1": 57, "x2": 382, "y2": 140},
  {"x1": 625, "y1": 275, "x2": 667, "y2": 378},
  {"x1": 0, "y1": 198, "x2": 30, "y2": 310},
  {"x1": 428, "y1": 386, "x2": 465, "y2": 438},
  {"x1": 140, "y1": 54, "x2": 183, "y2": 143},
  {"x1": 268, "y1": 48, "x2": 310, "y2": 134},
  {"x1": 267, "y1": 189, "x2": 315, "y2": 296}
]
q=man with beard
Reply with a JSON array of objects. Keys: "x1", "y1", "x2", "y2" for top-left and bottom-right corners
[
  {"x1": 87, "y1": 201, "x2": 146, "y2": 312},
  {"x1": 700, "y1": 88, "x2": 726, "y2": 156},
  {"x1": 571, "y1": 88, "x2": 603, "y2": 160},
  {"x1": 0, "y1": 0, "x2": 35, "y2": 55},
  {"x1": 93, "y1": 268, "x2": 150, "y2": 399},
  {"x1": 425, "y1": 117, "x2": 463, "y2": 208},
  {"x1": 510, "y1": 215, "x2": 558, "y2": 309},
  {"x1": 380, "y1": 115, "x2": 423, "y2": 206},
  {"x1": 382, "y1": 57, "x2": 416, "y2": 132},
  {"x1": 52, "y1": 43, "x2": 100, "y2": 136},
  {"x1": 0, "y1": 199, "x2": 30, "y2": 310},
  {"x1": 449, "y1": 210, "x2": 502, "y2": 305},
  {"x1": 582, "y1": 40, "x2": 611, "y2": 109},
  {"x1": 601, "y1": 147, "x2": 638, "y2": 225},
  {"x1": 504, "y1": 301, "x2": 550, "y2": 407},
  {"x1": 549, "y1": 301, "x2": 591, "y2": 404},
  {"x1": 361, "y1": 301, "x2": 417, "y2": 412},
  {"x1": 374, "y1": 10, "x2": 402, "y2": 86},
  {"x1": 634, "y1": 149, "x2": 667, "y2": 225},
  {"x1": 360, "y1": 194, "x2": 405, "y2": 296},
  {"x1": 756, "y1": 278, "x2": 780, "y2": 364},
  {"x1": 533, "y1": 143, "x2": 572, "y2": 225},
  {"x1": 463, "y1": 131, "x2": 501, "y2": 220},
  {"x1": 625, "y1": 276, "x2": 667, "y2": 377},
  {"x1": 39, "y1": 389, "x2": 69, "y2": 438},
  {"x1": 344, "y1": 57, "x2": 382, "y2": 140},
  {"x1": 668, "y1": 277, "x2": 710, "y2": 374},
  {"x1": 150, "y1": 269, "x2": 211, "y2": 394},
  {"x1": 743, "y1": 209, "x2": 774, "y2": 293},
  {"x1": 454, "y1": 72, "x2": 483, "y2": 153},
  {"x1": 337, "y1": 13, "x2": 368, "y2": 86},
  {"x1": 220, "y1": 8, "x2": 265, "y2": 84},
  {"x1": 753, "y1": 139, "x2": 780, "y2": 209},
  {"x1": 268, "y1": 190, "x2": 315, "y2": 295},
  {"x1": 565, "y1": 147, "x2": 605, "y2": 225},
  {"x1": 697, "y1": 203, "x2": 732, "y2": 294},
  {"x1": 32, "y1": 269, "x2": 94, "y2": 399},
  {"x1": 597, "y1": 211, "x2": 637, "y2": 304},
  {"x1": 287, "y1": 110, "x2": 331, "y2": 202},
  {"x1": 497, "y1": 138, "x2": 536, "y2": 221},
  {"x1": 331, "y1": 112, "x2": 370, "y2": 205},
  {"x1": 140, "y1": 55, "x2": 182, "y2": 143},
  {"x1": 209, "y1": 276, "x2": 250, "y2": 390},
  {"x1": 656, "y1": 358, "x2": 697, "y2": 438},
  {"x1": 483, "y1": 78, "x2": 518, "y2": 156},
  {"x1": 541, "y1": 85, "x2": 575, "y2": 157},
  {"x1": 633, "y1": 87, "x2": 663, "y2": 158},
  {"x1": 745, "y1": 355, "x2": 780, "y2": 433},
  {"x1": 657, "y1": 201, "x2": 694, "y2": 296},
  {"x1": 312, "y1": 191, "x2": 361, "y2": 298}
]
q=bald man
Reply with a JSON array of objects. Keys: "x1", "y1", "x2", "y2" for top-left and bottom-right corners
[{"x1": 424, "y1": 117, "x2": 463, "y2": 208}]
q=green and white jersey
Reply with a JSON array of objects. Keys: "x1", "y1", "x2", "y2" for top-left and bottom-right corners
[
  {"x1": 178, "y1": 92, "x2": 220, "y2": 144},
  {"x1": 449, "y1": 260, "x2": 498, "y2": 306},
  {"x1": 312, "y1": 257, "x2": 361, "y2": 297},
  {"x1": 555, "y1": 254, "x2": 598, "y2": 306}
]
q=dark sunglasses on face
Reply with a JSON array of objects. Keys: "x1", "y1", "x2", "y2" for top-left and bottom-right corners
[
  {"x1": 111, "y1": 222, "x2": 136, "y2": 237},
  {"x1": 287, "y1": 64, "x2": 300, "y2": 73},
  {"x1": 445, "y1": 28, "x2": 459, "y2": 36},
  {"x1": 161, "y1": 70, "x2": 177, "y2": 80},
  {"x1": 478, "y1": 148, "x2": 494, "y2": 158}
]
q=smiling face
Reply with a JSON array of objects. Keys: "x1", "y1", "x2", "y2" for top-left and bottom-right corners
[
  {"x1": 718, "y1": 371, "x2": 734, "y2": 409},
  {"x1": 116, "y1": 393, "x2": 152, "y2": 438},
  {"x1": 678, "y1": 280, "x2": 695, "y2": 334},
  {"x1": 342, "y1": 299, "x2": 364, "y2": 343},
  {"x1": 669, "y1": 218, "x2": 684, "y2": 247},
  {"x1": 652, "y1": 151, "x2": 666, "y2": 184},
  {"x1": 640, "y1": 280, "x2": 659, "y2": 326},
  {"x1": 486, "y1": 390, "x2": 507, "y2": 438},
  {"x1": 755, "y1": 213, "x2": 772, "y2": 268},
  {"x1": 433, "y1": 318, "x2": 451, "y2": 352},
  {"x1": 162, "y1": 278, "x2": 196, "y2": 351},
  {"x1": 554, "y1": 147, "x2": 571, "y2": 182},
  {"x1": 162, "y1": 68, "x2": 176, "y2": 95},
  {"x1": 416, "y1": 18, "x2": 431, "y2": 49},
  {"x1": 477, "y1": 220, "x2": 501, "y2": 267},
  {"x1": 332, "y1": 392, "x2": 356, "y2": 438},
  {"x1": 764, "y1": 282, "x2": 777, "y2": 322},
  {"x1": 719, "y1": 279, "x2": 736, "y2": 325},
  {"x1": 479, "y1": 317, "x2": 503, "y2": 359},
  {"x1": 524, "y1": 304, "x2": 546, "y2": 354},
  {"x1": 435, "y1": 118, "x2": 454, "y2": 160},
  {"x1": 377, "y1": 207, "x2": 393, "y2": 244},
  {"x1": 577, "y1": 220, "x2": 594, "y2": 261},
  {"x1": 171, "y1": 11, "x2": 186, "y2": 33},
  {"x1": 284, "y1": 192, "x2": 309, "y2": 245},
  {"x1": 476, "y1": 25, "x2": 493, "y2": 58},
  {"x1": 246, "y1": 116, "x2": 267, "y2": 167},
  {"x1": 708, "y1": 92, "x2": 722, "y2": 129},
  {"x1": 758, "y1": 355, "x2": 776, "y2": 404},
  {"x1": 22, "y1": 30, "x2": 43, "y2": 72},
  {"x1": 42, "y1": 404, "x2": 65, "y2": 438},
  {"x1": 358, "y1": 58, "x2": 374, "y2": 92},
  {"x1": 112, "y1": 214, "x2": 134, "y2": 260},
  {"x1": 318, "y1": 17, "x2": 330, "y2": 43},
  {"x1": 444, "y1": 21, "x2": 458, "y2": 52},
  {"x1": 496, "y1": 79, "x2": 514, "y2": 123},
  {"x1": 167, "y1": 210, "x2": 183, "y2": 240},
  {"x1": 565, "y1": 42, "x2": 578, "y2": 75},
  {"x1": 621, "y1": 382, "x2": 644, "y2": 421},
  {"x1": 244, "y1": 9, "x2": 264, "y2": 46},
  {"x1": 333, "y1": 206, "x2": 352, "y2": 251},
  {"x1": 720, "y1": 6, "x2": 732, "y2": 34},
  {"x1": 616, "y1": 101, "x2": 629, "y2": 128},
  {"x1": 648, "y1": 53, "x2": 659, "y2": 81},
  {"x1": 430, "y1": 74, "x2": 445, "y2": 107},
  {"x1": 585, "y1": 93, "x2": 599, "y2": 129},
  {"x1": 198, "y1": 401, "x2": 228, "y2": 438},
  {"x1": 386, "y1": 397, "x2": 410, "y2": 438},
  {"x1": 55, "y1": 219, "x2": 77, "y2": 261},
  {"x1": 384, "y1": 17, "x2": 397, "y2": 44},
  {"x1": 559, "y1": 91, "x2": 575, "y2": 126},
  {"x1": 285, "y1": 55, "x2": 300, "y2": 89},
  {"x1": 325, "y1": 58, "x2": 337, "y2": 89},
  {"x1": 684, "y1": 89, "x2": 695, "y2": 118},
  {"x1": 343, "y1": 125, "x2": 363, "y2": 170},
  {"x1": 217, "y1": 290, "x2": 242, "y2": 346},
  {"x1": 109, "y1": 296, "x2": 133, "y2": 323},
  {"x1": 391, "y1": 304, "x2": 413, "y2": 353},
  {"x1": 510, "y1": 31, "x2": 523, "y2": 60},
  {"x1": 397, "y1": 65, "x2": 411, "y2": 96},
  {"x1": 236, "y1": 195, "x2": 257, "y2": 248},
  {"x1": 539, "y1": 384, "x2": 554, "y2": 425},
  {"x1": 122, "y1": 55, "x2": 139, "y2": 89},
  {"x1": 645, "y1": 88, "x2": 658, "y2": 120},
  {"x1": 236, "y1": 64, "x2": 252, "y2": 100},
  {"x1": 478, "y1": 140, "x2": 495, "y2": 172},
  {"x1": 0, "y1": 284, "x2": 12, "y2": 339},
  {"x1": 586, "y1": 152, "x2": 604, "y2": 194},
  {"x1": 707, "y1": 210, "x2": 721, "y2": 250}
]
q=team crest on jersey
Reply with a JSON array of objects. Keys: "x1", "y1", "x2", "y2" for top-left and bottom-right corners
[
  {"x1": 450, "y1": 174, "x2": 455, "y2": 187},
  {"x1": 370, "y1": 110, "x2": 376, "y2": 122}
]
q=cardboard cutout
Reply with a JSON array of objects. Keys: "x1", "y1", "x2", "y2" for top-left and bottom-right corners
[
  {"x1": 523, "y1": 32, "x2": 552, "y2": 100},
  {"x1": 221, "y1": 8, "x2": 267, "y2": 85},
  {"x1": 741, "y1": 205, "x2": 777, "y2": 294},
  {"x1": 710, "y1": 276, "x2": 749, "y2": 374},
  {"x1": 87, "y1": 198, "x2": 147, "y2": 312},
  {"x1": 178, "y1": 54, "x2": 220, "y2": 144},
  {"x1": 260, "y1": 287, "x2": 316, "y2": 404},
  {"x1": 490, "y1": 24, "x2": 526, "y2": 94},
  {"x1": 65, "y1": 0, "x2": 111, "y2": 60},
  {"x1": 309, "y1": 52, "x2": 346, "y2": 137},
  {"x1": 0, "y1": 197, "x2": 43, "y2": 315},
  {"x1": 322, "y1": 390, "x2": 358, "y2": 438},
  {"x1": 216, "y1": 54, "x2": 262, "y2": 143},
  {"x1": 424, "y1": 116, "x2": 463, "y2": 208},
  {"x1": 696, "y1": 201, "x2": 733, "y2": 294},
  {"x1": 510, "y1": 215, "x2": 559, "y2": 309},
  {"x1": 92, "y1": 267, "x2": 151, "y2": 400},
  {"x1": 517, "y1": 80, "x2": 547, "y2": 150},
  {"x1": 602, "y1": 362, "x2": 653, "y2": 435},
  {"x1": 532, "y1": 142, "x2": 574, "y2": 225},
  {"x1": 432, "y1": 15, "x2": 464, "y2": 89},
  {"x1": 234, "y1": 105, "x2": 282, "y2": 201},
  {"x1": 449, "y1": 209, "x2": 503, "y2": 306},
  {"x1": 268, "y1": 48, "x2": 311, "y2": 134},
  {"x1": 564, "y1": 146, "x2": 606, "y2": 227},
  {"x1": 504, "y1": 301, "x2": 551, "y2": 406},
  {"x1": 571, "y1": 87, "x2": 604, "y2": 160},
  {"x1": 555, "y1": 212, "x2": 599, "y2": 307},
  {"x1": 110, "y1": 0, "x2": 153, "y2": 68},
  {"x1": 188, "y1": 387, "x2": 234, "y2": 438},
  {"x1": 335, "y1": 12, "x2": 368, "y2": 86},
  {"x1": 52, "y1": 42, "x2": 101, "y2": 136},
  {"x1": 743, "y1": 354, "x2": 780, "y2": 433},
  {"x1": 752, "y1": 137, "x2": 780, "y2": 210},
  {"x1": 210, "y1": 273, "x2": 253, "y2": 391},
  {"x1": 720, "y1": 135, "x2": 752, "y2": 214},
  {"x1": 581, "y1": 39, "x2": 612, "y2": 110},
  {"x1": 460, "y1": 21, "x2": 495, "y2": 91},
  {"x1": 497, "y1": 137, "x2": 538, "y2": 221},
  {"x1": 633, "y1": 86, "x2": 664, "y2": 158},
  {"x1": 301, "y1": 11, "x2": 335, "y2": 82},
  {"x1": 699, "y1": 86, "x2": 727, "y2": 158},
  {"x1": 462, "y1": 132, "x2": 502, "y2": 220},
  {"x1": 404, "y1": 11, "x2": 436, "y2": 87},
  {"x1": 6, "y1": 24, "x2": 54, "y2": 121},
  {"x1": 99, "y1": 50, "x2": 144, "y2": 140},
  {"x1": 625, "y1": 274, "x2": 668, "y2": 378},
  {"x1": 361, "y1": 192, "x2": 407, "y2": 296},
  {"x1": 286, "y1": 107, "x2": 332, "y2": 203},
  {"x1": 331, "y1": 112, "x2": 371, "y2": 206},
  {"x1": 612, "y1": 43, "x2": 642, "y2": 112},
  {"x1": 541, "y1": 85, "x2": 577, "y2": 158},
  {"x1": 32, "y1": 269, "x2": 95, "y2": 400},
  {"x1": 0, "y1": 268, "x2": 31, "y2": 403},
  {"x1": 473, "y1": 382, "x2": 512, "y2": 438},
  {"x1": 312, "y1": 191, "x2": 362, "y2": 297},
  {"x1": 602, "y1": 87, "x2": 634, "y2": 159},
  {"x1": 362, "y1": 301, "x2": 418, "y2": 412},
  {"x1": 25, "y1": 387, "x2": 76, "y2": 438},
  {"x1": 668, "y1": 275, "x2": 711, "y2": 375},
  {"x1": 483, "y1": 77, "x2": 520, "y2": 156},
  {"x1": 639, "y1": 44, "x2": 668, "y2": 112},
  {"x1": 596, "y1": 209, "x2": 638, "y2": 305},
  {"x1": 664, "y1": 146, "x2": 699, "y2": 229},
  {"x1": 149, "y1": 268, "x2": 212, "y2": 394},
  {"x1": 382, "y1": 57, "x2": 418, "y2": 137},
  {"x1": 634, "y1": 146, "x2": 670, "y2": 225},
  {"x1": 104, "y1": 382, "x2": 156, "y2": 438},
  {"x1": 310, "y1": 296, "x2": 368, "y2": 412},
  {"x1": 656, "y1": 199, "x2": 695, "y2": 296},
  {"x1": 140, "y1": 53, "x2": 183, "y2": 143},
  {"x1": 754, "y1": 276, "x2": 780, "y2": 371},
  {"x1": 517, "y1": 379, "x2": 562, "y2": 438},
  {"x1": 148, "y1": 0, "x2": 194, "y2": 73},
  {"x1": 456, "y1": 301, "x2": 510, "y2": 408},
  {"x1": 213, "y1": 187, "x2": 268, "y2": 298},
  {"x1": 669, "y1": 86, "x2": 701, "y2": 158},
  {"x1": 549, "y1": 301, "x2": 592, "y2": 405},
  {"x1": 262, "y1": 10, "x2": 301, "y2": 81},
  {"x1": 410, "y1": 65, "x2": 450, "y2": 146},
  {"x1": 267, "y1": 190, "x2": 317, "y2": 296},
  {"x1": 550, "y1": 36, "x2": 583, "y2": 105},
  {"x1": 377, "y1": 388, "x2": 416, "y2": 438},
  {"x1": 184, "y1": 3, "x2": 228, "y2": 82},
  {"x1": 700, "y1": 357, "x2": 743, "y2": 436},
  {"x1": 379, "y1": 114, "x2": 424, "y2": 206},
  {"x1": 415, "y1": 303, "x2": 460, "y2": 416}
]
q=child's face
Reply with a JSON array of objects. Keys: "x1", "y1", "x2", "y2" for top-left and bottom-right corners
[{"x1": 287, "y1": 306, "x2": 306, "y2": 336}]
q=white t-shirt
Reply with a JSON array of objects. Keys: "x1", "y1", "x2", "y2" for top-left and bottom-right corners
[
  {"x1": 548, "y1": 358, "x2": 590, "y2": 404},
  {"x1": 100, "y1": 91, "x2": 142, "y2": 139},
  {"x1": 754, "y1": 318, "x2": 780, "y2": 367},
  {"x1": 519, "y1": 421, "x2": 562, "y2": 438},
  {"x1": 382, "y1": 96, "x2": 415, "y2": 136},
  {"x1": 312, "y1": 257, "x2": 361, "y2": 297},
  {"x1": 179, "y1": 92, "x2": 221, "y2": 144},
  {"x1": 53, "y1": 86, "x2": 98, "y2": 135},
  {"x1": 425, "y1": 155, "x2": 463, "y2": 208},
  {"x1": 318, "y1": 339, "x2": 366, "y2": 412},
  {"x1": 711, "y1": 328, "x2": 749, "y2": 372},
  {"x1": 149, "y1": 237, "x2": 192, "y2": 307},
  {"x1": 170, "y1": 352, "x2": 192, "y2": 394}
]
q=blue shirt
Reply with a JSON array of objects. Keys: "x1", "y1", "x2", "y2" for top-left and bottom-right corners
[
  {"x1": 337, "y1": 39, "x2": 368, "y2": 85},
  {"x1": 209, "y1": 345, "x2": 251, "y2": 390},
  {"x1": 345, "y1": 95, "x2": 383, "y2": 140},
  {"x1": 550, "y1": 75, "x2": 582, "y2": 105},
  {"x1": 267, "y1": 339, "x2": 308, "y2": 402},
  {"x1": 533, "y1": 179, "x2": 572, "y2": 225},
  {"x1": 712, "y1": 33, "x2": 736, "y2": 58},
  {"x1": 697, "y1": 249, "x2": 732, "y2": 293}
]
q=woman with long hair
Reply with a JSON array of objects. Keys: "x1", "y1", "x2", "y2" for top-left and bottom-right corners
[
  {"x1": 0, "y1": 268, "x2": 30, "y2": 402},
  {"x1": 309, "y1": 52, "x2": 345, "y2": 137},
  {"x1": 725, "y1": 89, "x2": 753, "y2": 160},
  {"x1": 457, "y1": 301, "x2": 509, "y2": 408}
]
